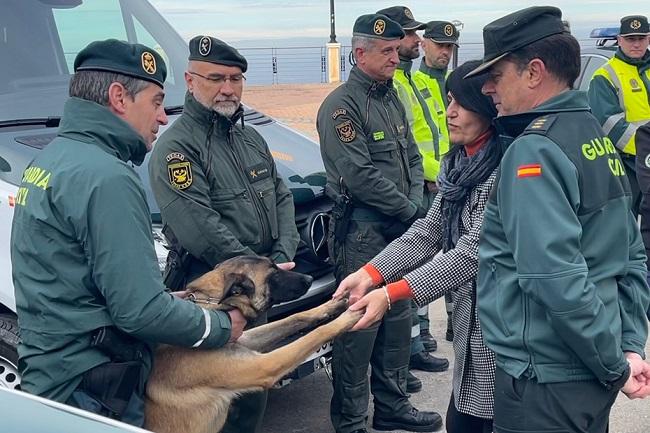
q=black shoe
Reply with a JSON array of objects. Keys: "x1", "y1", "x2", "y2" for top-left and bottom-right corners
[
  {"x1": 410, "y1": 351, "x2": 449, "y2": 372},
  {"x1": 373, "y1": 407, "x2": 443, "y2": 432},
  {"x1": 445, "y1": 316, "x2": 454, "y2": 342},
  {"x1": 407, "y1": 370, "x2": 422, "y2": 393},
  {"x1": 420, "y1": 330, "x2": 437, "y2": 352}
]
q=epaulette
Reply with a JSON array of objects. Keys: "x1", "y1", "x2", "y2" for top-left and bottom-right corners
[{"x1": 523, "y1": 114, "x2": 558, "y2": 135}]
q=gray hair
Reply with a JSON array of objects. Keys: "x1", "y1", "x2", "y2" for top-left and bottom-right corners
[
  {"x1": 351, "y1": 35, "x2": 377, "y2": 52},
  {"x1": 69, "y1": 70, "x2": 150, "y2": 106}
]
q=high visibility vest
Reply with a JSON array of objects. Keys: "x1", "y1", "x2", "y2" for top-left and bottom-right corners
[
  {"x1": 393, "y1": 65, "x2": 448, "y2": 180},
  {"x1": 413, "y1": 66, "x2": 450, "y2": 166},
  {"x1": 593, "y1": 56, "x2": 650, "y2": 155}
]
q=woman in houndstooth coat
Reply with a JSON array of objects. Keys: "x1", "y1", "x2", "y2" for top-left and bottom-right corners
[{"x1": 334, "y1": 60, "x2": 500, "y2": 433}]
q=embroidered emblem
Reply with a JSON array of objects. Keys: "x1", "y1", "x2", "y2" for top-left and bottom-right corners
[
  {"x1": 645, "y1": 153, "x2": 650, "y2": 168},
  {"x1": 335, "y1": 120, "x2": 356, "y2": 143},
  {"x1": 199, "y1": 36, "x2": 212, "y2": 56},
  {"x1": 374, "y1": 19, "x2": 386, "y2": 35},
  {"x1": 444, "y1": 24, "x2": 455, "y2": 37},
  {"x1": 517, "y1": 164, "x2": 542, "y2": 178},
  {"x1": 165, "y1": 152, "x2": 186, "y2": 162},
  {"x1": 404, "y1": 8, "x2": 414, "y2": 19},
  {"x1": 141, "y1": 52, "x2": 156, "y2": 75},
  {"x1": 168, "y1": 161, "x2": 193, "y2": 190},
  {"x1": 373, "y1": 131, "x2": 385, "y2": 141},
  {"x1": 332, "y1": 108, "x2": 347, "y2": 120},
  {"x1": 631, "y1": 19, "x2": 642, "y2": 30}
]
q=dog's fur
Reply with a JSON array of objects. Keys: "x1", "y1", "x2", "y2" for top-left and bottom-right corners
[{"x1": 144, "y1": 256, "x2": 361, "y2": 433}]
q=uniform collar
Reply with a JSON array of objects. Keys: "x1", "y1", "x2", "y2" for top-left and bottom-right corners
[
  {"x1": 57, "y1": 97, "x2": 148, "y2": 166},
  {"x1": 348, "y1": 66, "x2": 394, "y2": 96},
  {"x1": 418, "y1": 60, "x2": 447, "y2": 79},
  {"x1": 398, "y1": 58, "x2": 413, "y2": 74},
  {"x1": 494, "y1": 90, "x2": 589, "y2": 139},
  {"x1": 182, "y1": 91, "x2": 245, "y2": 133},
  {"x1": 615, "y1": 47, "x2": 650, "y2": 66}
]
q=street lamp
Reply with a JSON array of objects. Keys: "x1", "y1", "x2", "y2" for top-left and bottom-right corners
[
  {"x1": 329, "y1": 0, "x2": 337, "y2": 43},
  {"x1": 451, "y1": 20, "x2": 464, "y2": 69}
]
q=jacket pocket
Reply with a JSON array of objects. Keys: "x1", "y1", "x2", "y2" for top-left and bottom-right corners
[
  {"x1": 209, "y1": 188, "x2": 260, "y2": 244},
  {"x1": 252, "y1": 179, "x2": 279, "y2": 240},
  {"x1": 486, "y1": 261, "x2": 514, "y2": 338}
]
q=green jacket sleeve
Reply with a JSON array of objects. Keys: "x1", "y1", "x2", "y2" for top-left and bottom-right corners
[
  {"x1": 148, "y1": 139, "x2": 256, "y2": 266},
  {"x1": 499, "y1": 134, "x2": 628, "y2": 381},
  {"x1": 86, "y1": 170, "x2": 231, "y2": 349},
  {"x1": 317, "y1": 105, "x2": 418, "y2": 222},
  {"x1": 617, "y1": 210, "x2": 650, "y2": 356},
  {"x1": 588, "y1": 75, "x2": 630, "y2": 151}
]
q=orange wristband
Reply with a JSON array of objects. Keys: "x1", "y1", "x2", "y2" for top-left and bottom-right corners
[
  {"x1": 385, "y1": 279, "x2": 414, "y2": 302},
  {"x1": 362, "y1": 264, "x2": 384, "y2": 286}
]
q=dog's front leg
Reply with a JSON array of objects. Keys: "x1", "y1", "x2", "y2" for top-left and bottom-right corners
[{"x1": 237, "y1": 298, "x2": 347, "y2": 352}]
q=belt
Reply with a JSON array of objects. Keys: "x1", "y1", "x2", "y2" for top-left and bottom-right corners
[{"x1": 350, "y1": 207, "x2": 385, "y2": 222}]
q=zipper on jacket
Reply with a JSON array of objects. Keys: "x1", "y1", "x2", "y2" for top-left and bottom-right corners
[
  {"x1": 381, "y1": 94, "x2": 407, "y2": 194},
  {"x1": 522, "y1": 294, "x2": 535, "y2": 378}
]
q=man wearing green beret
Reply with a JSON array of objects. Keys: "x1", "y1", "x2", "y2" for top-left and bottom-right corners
[
  {"x1": 376, "y1": 4, "x2": 450, "y2": 387},
  {"x1": 148, "y1": 35, "x2": 299, "y2": 433},
  {"x1": 11, "y1": 39, "x2": 244, "y2": 427},
  {"x1": 588, "y1": 15, "x2": 650, "y2": 217},
  {"x1": 469, "y1": 6, "x2": 650, "y2": 432},
  {"x1": 320, "y1": 13, "x2": 441, "y2": 433}
]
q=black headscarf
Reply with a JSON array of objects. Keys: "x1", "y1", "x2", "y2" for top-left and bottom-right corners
[{"x1": 437, "y1": 60, "x2": 500, "y2": 252}]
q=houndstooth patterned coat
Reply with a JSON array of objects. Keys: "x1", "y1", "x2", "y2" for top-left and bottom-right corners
[{"x1": 369, "y1": 168, "x2": 498, "y2": 419}]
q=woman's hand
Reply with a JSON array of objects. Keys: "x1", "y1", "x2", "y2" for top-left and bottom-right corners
[
  {"x1": 349, "y1": 288, "x2": 390, "y2": 331},
  {"x1": 333, "y1": 268, "x2": 375, "y2": 304}
]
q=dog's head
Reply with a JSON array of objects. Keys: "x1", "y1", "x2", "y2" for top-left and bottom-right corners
[{"x1": 185, "y1": 256, "x2": 313, "y2": 320}]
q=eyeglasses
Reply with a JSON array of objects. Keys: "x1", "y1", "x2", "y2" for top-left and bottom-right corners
[{"x1": 188, "y1": 71, "x2": 246, "y2": 85}]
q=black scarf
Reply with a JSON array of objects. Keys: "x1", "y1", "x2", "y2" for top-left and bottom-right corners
[{"x1": 438, "y1": 133, "x2": 500, "y2": 252}]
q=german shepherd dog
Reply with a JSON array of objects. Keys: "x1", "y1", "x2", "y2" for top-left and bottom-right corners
[{"x1": 144, "y1": 256, "x2": 361, "y2": 433}]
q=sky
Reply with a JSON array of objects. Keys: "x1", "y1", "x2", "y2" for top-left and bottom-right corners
[{"x1": 148, "y1": 0, "x2": 643, "y2": 44}]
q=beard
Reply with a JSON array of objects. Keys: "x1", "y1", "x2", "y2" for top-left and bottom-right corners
[{"x1": 213, "y1": 100, "x2": 239, "y2": 118}]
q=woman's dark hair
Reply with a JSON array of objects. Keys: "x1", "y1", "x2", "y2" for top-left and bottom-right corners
[{"x1": 446, "y1": 60, "x2": 498, "y2": 121}]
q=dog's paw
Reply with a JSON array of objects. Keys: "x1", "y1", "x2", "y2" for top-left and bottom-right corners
[
  {"x1": 322, "y1": 298, "x2": 349, "y2": 318},
  {"x1": 337, "y1": 308, "x2": 364, "y2": 329}
]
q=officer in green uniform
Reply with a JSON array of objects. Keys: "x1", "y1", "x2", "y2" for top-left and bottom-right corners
[
  {"x1": 469, "y1": 7, "x2": 650, "y2": 432},
  {"x1": 148, "y1": 36, "x2": 299, "y2": 433},
  {"x1": 318, "y1": 13, "x2": 442, "y2": 433},
  {"x1": 415, "y1": 19, "x2": 460, "y2": 345},
  {"x1": 376, "y1": 5, "x2": 449, "y2": 384},
  {"x1": 10, "y1": 39, "x2": 242, "y2": 427},
  {"x1": 588, "y1": 15, "x2": 650, "y2": 215}
]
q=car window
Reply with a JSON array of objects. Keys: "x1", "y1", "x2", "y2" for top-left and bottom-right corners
[{"x1": 578, "y1": 55, "x2": 609, "y2": 91}]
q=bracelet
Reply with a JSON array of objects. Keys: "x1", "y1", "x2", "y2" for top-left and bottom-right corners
[{"x1": 382, "y1": 286, "x2": 392, "y2": 310}]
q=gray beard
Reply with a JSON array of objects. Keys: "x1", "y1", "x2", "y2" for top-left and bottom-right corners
[{"x1": 213, "y1": 101, "x2": 239, "y2": 118}]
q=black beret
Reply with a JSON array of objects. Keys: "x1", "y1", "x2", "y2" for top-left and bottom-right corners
[
  {"x1": 188, "y1": 35, "x2": 248, "y2": 73},
  {"x1": 423, "y1": 21, "x2": 459, "y2": 46},
  {"x1": 74, "y1": 39, "x2": 167, "y2": 88},
  {"x1": 376, "y1": 6, "x2": 425, "y2": 31},
  {"x1": 353, "y1": 14, "x2": 405, "y2": 41},
  {"x1": 465, "y1": 6, "x2": 566, "y2": 78},
  {"x1": 619, "y1": 15, "x2": 650, "y2": 36}
]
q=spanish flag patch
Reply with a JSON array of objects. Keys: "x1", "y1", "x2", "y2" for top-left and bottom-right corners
[{"x1": 517, "y1": 164, "x2": 542, "y2": 178}]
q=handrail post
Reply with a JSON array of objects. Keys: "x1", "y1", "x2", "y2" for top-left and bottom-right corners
[{"x1": 326, "y1": 42, "x2": 341, "y2": 83}]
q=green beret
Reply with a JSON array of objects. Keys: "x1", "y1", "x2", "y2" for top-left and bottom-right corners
[
  {"x1": 74, "y1": 39, "x2": 167, "y2": 88},
  {"x1": 188, "y1": 35, "x2": 248, "y2": 73},
  {"x1": 465, "y1": 6, "x2": 565, "y2": 78},
  {"x1": 619, "y1": 15, "x2": 650, "y2": 36},
  {"x1": 376, "y1": 6, "x2": 425, "y2": 31},
  {"x1": 353, "y1": 13, "x2": 405, "y2": 41},
  {"x1": 423, "y1": 21, "x2": 459, "y2": 46}
]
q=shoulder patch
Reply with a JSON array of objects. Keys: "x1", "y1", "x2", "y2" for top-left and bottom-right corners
[
  {"x1": 517, "y1": 164, "x2": 542, "y2": 178},
  {"x1": 332, "y1": 108, "x2": 347, "y2": 120},
  {"x1": 167, "y1": 152, "x2": 192, "y2": 190},
  {"x1": 523, "y1": 115, "x2": 557, "y2": 135},
  {"x1": 335, "y1": 120, "x2": 356, "y2": 143}
]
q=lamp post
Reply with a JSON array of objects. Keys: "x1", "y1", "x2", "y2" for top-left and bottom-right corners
[
  {"x1": 329, "y1": 0, "x2": 337, "y2": 43},
  {"x1": 451, "y1": 20, "x2": 464, "y2": 69}
]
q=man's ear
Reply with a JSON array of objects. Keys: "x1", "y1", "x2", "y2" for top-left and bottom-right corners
[
  {"x1": 527, "y1": 58, "x2": 546, "y2": 89},
  {"x1": 222, "y1": 273, "x2": 256, "y2": 299},
  {"x1": 107, "y1": 82, "x2": 129, "y2": 115}
]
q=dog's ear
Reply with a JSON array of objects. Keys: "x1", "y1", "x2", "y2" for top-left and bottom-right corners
[{"x1": 222, "y1": 273, "x2": 256, "y2": 299}]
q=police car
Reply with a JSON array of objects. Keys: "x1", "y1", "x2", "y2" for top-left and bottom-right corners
[
  {"x1": 0, "y1": 0, "x2": 335, "y2": 391},
  {"x1": 574, "y1": 27, "x2": 618, "y2": 90}
]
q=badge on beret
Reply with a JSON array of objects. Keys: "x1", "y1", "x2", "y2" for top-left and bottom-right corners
[
  {"x1": 645, "y1": 154, "x2": 650, "y2": 168},
  {"x1": 335, "y1": 120, "x2": 356, "y2": 143},
  {"x1": 404, "y1": 8, "x2": 414, "y2": 19},
  {"x1": 141, "y1": 52, "x2": 156, "y2": 75},
  {"x1": 374, "y1": 19, "x2": 386, "y2": 35},
  {"x1": 168, "y1": 160, "x2": 193, "y2": 190},
  {"x1": 631, "y1": 19, "x2": 642, "y2": 30},
  {"x1": 444, "y1": 24, "x2": 455, "y2": 37},
  {"x1": 199, "y1": 36, "x2": 212, "y2": 56}
]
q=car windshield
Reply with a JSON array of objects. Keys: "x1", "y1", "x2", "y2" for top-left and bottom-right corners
[{"x1": 0, "y1": 0, "x2": 188, "y2": 123}]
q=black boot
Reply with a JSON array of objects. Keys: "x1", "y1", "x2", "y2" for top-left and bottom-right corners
[
  {"x1": 373, "y1": 407, "x2": 443, "y2": 432},
  {"x1": 407, "y1": 370, "x2": 422, "y2": 393},
  {"x1": 410, "y1": 351, "x2": 449, "y2": 372},
  {"x1": 420, "y1": 329, "x2": 437, "y2": 352}
]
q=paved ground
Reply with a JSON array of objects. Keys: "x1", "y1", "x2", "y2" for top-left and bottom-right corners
[{"x1": 246, "y1": 83, "x2": 650, "y2": 432}]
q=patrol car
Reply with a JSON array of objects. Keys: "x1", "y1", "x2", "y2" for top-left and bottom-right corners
[
  {"x1": 575, "y1": 27, "x2": 619, "y2": 90},
  {"x1": 0, "y1": 0, "x2": 335, "y2": 391}
]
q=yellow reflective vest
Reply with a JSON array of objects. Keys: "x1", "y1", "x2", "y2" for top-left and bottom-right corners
[{"x1": 590, "y1": 53, "x2": 650, "y2": 155}]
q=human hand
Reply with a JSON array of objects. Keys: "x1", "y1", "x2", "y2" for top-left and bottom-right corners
[
  {"x1": 277, "y1": 262, "x2": 296, "y2": 271},
  {"x1": 227, "y1": 309, "x2": 247, "y2": 343},
  {"x1": 621, "y1": 352, "x2": 650, "y2": 399},
  {"x1": 349, "y1": 288, "x2": 389, "y2": 331},
  {"x1": 332, "y1": 268, "x2": 374, "y2": 304}
]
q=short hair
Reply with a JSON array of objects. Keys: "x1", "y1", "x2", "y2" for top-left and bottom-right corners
[
  {"x1": 351, "y1": 35, "x2": 377, "y2": 52},
  {"x1": 508, "y1": 32, "x2": 580, "y2": 88},
  {"x1": 69, "y1": 70, "x2": 150, "y2": 106}
]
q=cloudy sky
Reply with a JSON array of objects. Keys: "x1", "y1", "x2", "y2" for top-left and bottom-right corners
[{"x1": 148, "y1": 0, "x2": 639, "y2": 43}]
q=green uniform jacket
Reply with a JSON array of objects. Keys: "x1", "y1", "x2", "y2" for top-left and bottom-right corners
[
  {"x1": 588, "y1": 49, "x2": 650, "y2": 155},
  {"x1": 317, "y1": 66, "x2": 423, "y2": 221},
  {"x1": 149, "y1": 92, "x2": 299, "y2": 267},
  {"x1": 393, "y1": 59, "x2": 442, "y2": 181},
  {"x1": 11, "y1": 98, "x2": 232, "y2": 402},
  {"x1": 477, "y1": 90, "x2": 650, "y2": 385}
]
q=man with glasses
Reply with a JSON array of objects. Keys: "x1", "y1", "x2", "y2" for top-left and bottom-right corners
[{"x1": 148, "y1": 35, "x2": 299, "y2": 433}]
